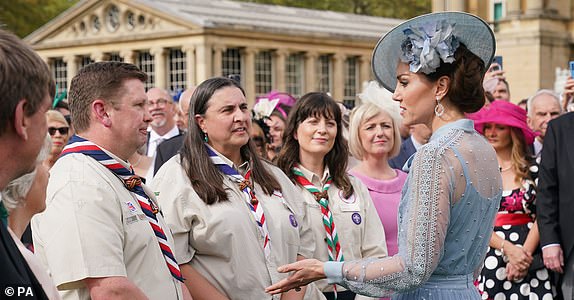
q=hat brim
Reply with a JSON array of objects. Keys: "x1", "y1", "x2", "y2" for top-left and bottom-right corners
[
  {"x1": 372, "y1": 12, "x2": 496, "y2": 92},
  {"x1": 474, "y1": 118, "x2": 539, "y2": 145}
]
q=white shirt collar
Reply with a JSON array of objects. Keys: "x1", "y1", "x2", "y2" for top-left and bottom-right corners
[
  {"x1": 149, "y1": 125, "x2": 179, "y2": 144},
  {"x1": 297, "y1": 164, "x2": 330, "y2": 187}
]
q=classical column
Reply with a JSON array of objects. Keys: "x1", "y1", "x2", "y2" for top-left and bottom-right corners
[
  {"x1": 304, "y1": 51, "x2": 318, "y2": 92},
  {"x1": 526, "y1": 0, "x2": 544, "y2": 14},
  {"x1": 274, "y1": 49, "x2": 288, "y2": 92},
  {"x1": 212, "y1": 45, "x2": 226, "y2": 77},
  {"x1": 120, "y1": 49, "x2": 136, "y2": 64},
  {"x1": 90, "y1": 51, "x2": 108, "y2": 62},
  {"x1": 506, "y1": 0, "x2": 522, "y2": 17},
  {"x1": 182, "y1": 44, "x2": 196, "y2": 87},
  {"x1": 242, "y1": 47, "x2": 257, "y2": 106},
  {"x1": 448, "y1": 0, "x2": 466, "y2": 11},
  {"x1": 358, "y1": 55, "x2": 371, "y2": 94},
  {"x1": 332, "y1": 53, "x2": 345, "y2": 101},
  {"x1": 63, "y1": 55, "x2": 80, "y2": 90},
  {"x1": 150, "y1": 47, "x2": 166, "y2": 89},
  {"x1": 195, "y1": 43, "x2": 212, "y2": 84}
]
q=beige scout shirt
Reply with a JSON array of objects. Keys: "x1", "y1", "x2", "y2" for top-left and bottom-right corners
[
  {"x1": 296, "y1": 166, "x2": 388, "y2": 293},
  {"x1": 31, "y1": 150, "x2": 183, "y2": 300},
  {"x1": 152, "y1": 153, "x2": 322, "y2": 300}
]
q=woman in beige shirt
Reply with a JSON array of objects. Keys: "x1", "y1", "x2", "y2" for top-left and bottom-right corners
[
  {"x1": 152, "y1": 77, "x2": 323, "y2": 300},
  {"x1": 276, "y1": 93, "x2": 388, "y2": 300}
]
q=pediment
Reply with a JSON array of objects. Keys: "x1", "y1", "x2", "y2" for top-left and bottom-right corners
[{"x1": 26, "y1": 0, "x2": 198, "y2": 49}]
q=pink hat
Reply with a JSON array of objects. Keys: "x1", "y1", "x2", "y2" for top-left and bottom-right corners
[
  {"x1": 472, "y1": 100, "x2": 538, "y2": 145},
  {"x1": 256, "y1": 90, "x2": 297, "y2": 119}
]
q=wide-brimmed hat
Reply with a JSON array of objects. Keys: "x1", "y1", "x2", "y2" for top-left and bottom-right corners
[
  {"x1": 472, "y1": 100, "x2": 538, "y2": 145},
  {"x1": 372, "y1": 12, "x2": 495, "y2": 92}
]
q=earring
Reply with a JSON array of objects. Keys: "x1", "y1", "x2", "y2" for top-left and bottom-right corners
[
  {"x1": 203, "y1": 132, "x2": 209, "y2": 143},
  {"x1": 435, "y1": 97, "x2": 445, "y2": 117}
]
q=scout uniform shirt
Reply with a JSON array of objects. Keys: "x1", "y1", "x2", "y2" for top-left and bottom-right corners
[
  {"x1": 152, "y1": 152, "x2": 321, "y2": 300},
  {"x1": 31, "y1": 149, "x2": 184, "y2": 300},
  {"x1": 295, "y1": 165, "x2": 388, "y2": 293}
]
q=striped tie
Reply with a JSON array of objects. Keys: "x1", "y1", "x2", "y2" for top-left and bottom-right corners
[
  {"x1": 61, "y1": 135, "x2": 184, "y2": 282},
  {"x1": 205, "y1": 145, "x2": 271, "y2": 259},
  {"x1": 292, "y1": 164, "x2": 343, "y2": 298}
]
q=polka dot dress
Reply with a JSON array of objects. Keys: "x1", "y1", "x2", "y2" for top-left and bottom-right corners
[{"x1": 477, "y1": 164, "x2": 554, "y2": 299}]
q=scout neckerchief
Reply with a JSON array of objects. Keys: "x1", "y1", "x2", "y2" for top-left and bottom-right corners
[
  {"x1": 61, "y1": 135, "x2": 184, "y2": 282},
  {"x1": 205, "y1": 144, "x2": 271, "y2": 259},
  {"x1": 292, "y1": 163, "x2": 343, "y2": 298}
]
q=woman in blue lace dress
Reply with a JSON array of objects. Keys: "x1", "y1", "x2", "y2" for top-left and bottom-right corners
[{"x1": 266, "y1": 12, "x2": 503, "y2": 300}]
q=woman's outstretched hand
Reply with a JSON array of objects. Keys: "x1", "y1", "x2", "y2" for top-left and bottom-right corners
[{"x1": 266, "y1": 259, "x2": 326, "y2": 295}]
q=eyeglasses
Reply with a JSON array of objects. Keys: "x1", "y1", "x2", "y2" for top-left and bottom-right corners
[
  {"x1": 48, "y1": 127, "x2": 69, "y2": 136},
  {"x1": 148, "y1": 98, "x2": 171, "y2": 107}
]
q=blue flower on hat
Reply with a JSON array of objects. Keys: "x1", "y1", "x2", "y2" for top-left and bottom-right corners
[{"x1": 399, "y1": 19, "x2": 460, "y2": 74}]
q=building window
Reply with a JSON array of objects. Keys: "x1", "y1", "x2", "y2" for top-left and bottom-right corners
[
  {"x1": 108, "y1": 52, "x2": 124, "y2": 62},
  {"x1": 80, "y1": 55, "x2": 94, "y2": 69},
  {"x1": 168, "y1": 48, "x2": 186, "y2": 92},
  {"x1": 343, "y1": 56, "x2": 359, "y2": 108},
  {"x1": 317, "y1": 54, "x2": 332, "y2": 93},
  {"x1": 222, "y1": 48, "x2": 242, "y2": 80},
  {"x1": 51, "y1": 58, "x2": 68, "y2": 91},
  {"x1": 137, "y1": 50, "x2": 155, "y2": 90},
  {"x1": 285, "y1": 53, "x2": 304, "y2": 98},
  {"x1": 255, "y1": 51, "x2": 273, "y2": 96},
  {"x1": 492, "y1": 0, "x2": 505, "y2": 21}
]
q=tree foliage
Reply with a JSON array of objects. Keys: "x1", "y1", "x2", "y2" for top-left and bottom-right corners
[
  {"x1": 0, "y1": 0, "x2": 78, "y2": 38},
  {"x1": 238, "y1": 0, "x2": 431, "y2": 19}
]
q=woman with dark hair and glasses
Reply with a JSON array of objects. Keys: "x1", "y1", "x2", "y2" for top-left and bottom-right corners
[
  {"x1": 151, "y1": 77, "x2": 323, "y2": 300},
  {"x1": 276, "y1": 92, "x2": 388, "y2": 300},
  {"x1": 44, "y1": 110, "x2": 70, "y2": 168}
]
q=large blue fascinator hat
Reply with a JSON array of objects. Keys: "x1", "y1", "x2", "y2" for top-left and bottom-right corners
[{"x1": 372, "y1": 12, "x2": 496, "y2": 92}]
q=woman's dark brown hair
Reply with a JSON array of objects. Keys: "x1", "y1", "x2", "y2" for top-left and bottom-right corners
[
  {"x1": 276, "y1": 92, "x2": 354, "y2": 198},
  {"x1": 180, "y1": 77, "x2": 281, "y2": 204},
  {"x1": 424, "y1": 43, "x2": 486, "y2": 114}
]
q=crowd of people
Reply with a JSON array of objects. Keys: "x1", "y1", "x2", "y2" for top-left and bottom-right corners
[{"x1": 2, "y1": 10, "x2": 574, "y2": 300}]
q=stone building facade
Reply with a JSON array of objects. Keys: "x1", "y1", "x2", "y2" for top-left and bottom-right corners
[
  {"x1": 433, "y1": 0, "x2": 574, "y2": 101},
  {"x1": 26, "y1": 0, "x2": 402, "y2": 107}
]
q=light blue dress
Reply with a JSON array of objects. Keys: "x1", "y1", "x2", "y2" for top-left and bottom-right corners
[{"x1": 324, "y1": 119, "x2": 502, "y2": 299}]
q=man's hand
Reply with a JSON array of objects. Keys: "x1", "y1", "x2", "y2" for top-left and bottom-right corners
[
  {"x1": 542, "y1": 245, "x2": 564, "y2": 273},
  {"x1": 562, "y1": 77, "x2": 574, "y2": 111}
]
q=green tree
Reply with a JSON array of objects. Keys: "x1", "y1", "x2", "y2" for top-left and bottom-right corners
[
  {"x1": 0, "y1": 0, "x2": 78, "y2": 38},
  {"x1": 239, "y1": 0, "x2": 430, "y2": 19}
]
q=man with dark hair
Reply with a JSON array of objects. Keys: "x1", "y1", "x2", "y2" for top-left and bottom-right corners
[
  {"x1": 32, "y1": 62, "x2": 191, "y2": 299},
  {"x1": 0, "y1": 29, "x2": 54, "y2": 300}
]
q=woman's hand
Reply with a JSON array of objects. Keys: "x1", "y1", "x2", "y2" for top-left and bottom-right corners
[
  {"x1": 266, "y1": 259, "x2": 326, "y2": 295},
  {"x1": 504, "y1": 243, "x2": 532, "y2": 271},
  {"x1": 505, "y1": 263, "x2": 528, "y2": 281}
]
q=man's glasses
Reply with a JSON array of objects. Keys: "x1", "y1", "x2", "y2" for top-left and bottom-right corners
[{"x1": 48, "y1": 127, "x2": 69, "y2": 136}]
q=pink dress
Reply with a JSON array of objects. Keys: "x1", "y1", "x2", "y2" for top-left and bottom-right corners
[{"x1": 348, "y1": 169, "x2": 407, "y2": 256}]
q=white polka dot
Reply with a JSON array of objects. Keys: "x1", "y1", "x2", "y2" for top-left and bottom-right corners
[
  {"x1": 486, "y1": 279, "x2": 495, "y2": 288},
  {"x1": 496, "y1": 267, "x2": 507, "y2": 280},
  {"x1": 542, "y1": 293, "x2": 554, "y2": 300},
  {"x1": 509, "y1": 232, "x2": 519, "y2": 241},
  {"x1": 485, "y1": 256, "x2": 499, "y2": 270},
  {"x1": 510, "y1": 293, "x2": 518, "y2": 300},
  {"x1": 494, "y1": 292, "x2": 506, "y2": 300},
  {"x1": 536, "y1": 269, "x2": 549, "y2": 280},
  {"x1": 520, "y1": 283, "x2": 530, "y2": 296},
  {"x1": 482, "y1": 293, "x2": 488, "y2": 300},
  {"x1": 496, "y1": 231, "x2": 506, "y2": 238},
  {"x1": 531, "y1": 278, "x2": 539, "y2": 287},
  {"x1": 502, "y1": 225, "x2": 511, "y2": 230},
  {"x1": 503, "y1": 281, "x2": 512, "y2": 290},
  {"x1": 544, "y1": 281, "x2": 551, "y2": 289},
  {"x1": 531, "y1": 294, "x2": 539, "y2": 300},
  {"x1": 527, "y1": 222, "x2": 533, "y2": 229}
]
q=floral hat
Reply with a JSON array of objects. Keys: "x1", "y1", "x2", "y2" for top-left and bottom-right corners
[
  {"x1": 473, "y1": 100, "x2": 538, "y2": 145},
  {"x1": 372, "y1": 12, "x2": 495, "y2": 92}
]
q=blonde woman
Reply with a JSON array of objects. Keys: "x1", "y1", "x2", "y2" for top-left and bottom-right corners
[
  {"x1": 44, "y1": 110, "x2": 70, "y2": 168},
  {"x1": 348, "y1": 82, "x2": 406, "y2": 257}
]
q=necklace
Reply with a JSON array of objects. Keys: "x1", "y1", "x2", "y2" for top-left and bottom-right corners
[{"x1": 499, "y1": 165, "x2": 512, "y2": 172}]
